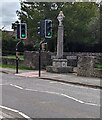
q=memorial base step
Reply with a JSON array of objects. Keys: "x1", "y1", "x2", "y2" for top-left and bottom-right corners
[{"x1": 46, "y1": 66, "x2": 73, "y2": 73}]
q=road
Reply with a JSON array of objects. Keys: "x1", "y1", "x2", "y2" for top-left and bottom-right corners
[{"x1": 0, "y1": 72, "x2": 101, "y2": 119}]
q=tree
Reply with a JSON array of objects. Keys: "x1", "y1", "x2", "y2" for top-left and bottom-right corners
[
  {"x1": 2, "y1": 30, "x2": 18, "y2": 55},
  {"x1": 16, "y1": 2, "x2": 100, "y2": 52},
  {"x1": 16, "y1": 2, "x2": 63, "y2": 51}
]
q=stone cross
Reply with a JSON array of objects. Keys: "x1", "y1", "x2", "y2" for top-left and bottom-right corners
[{"x1": 57, "y1": 11, "x2": 65, "y2": 58}]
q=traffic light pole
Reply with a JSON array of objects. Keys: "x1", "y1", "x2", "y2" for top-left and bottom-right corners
[
  {"x1": 16, "y1": 54, "x2": 18, "y2": 74},
  {"x1": 16, "y1": 40, "x2": 22, "y2": 73},
  {"x1": 38, "y1": 19, "x2": 52, "y2": 77},
  {"x1": 39, "y1": 44, "x2": 41, "y2": 77},
  {"x1": 38, "y1": 40, "x2": 46, "y2": 77}
]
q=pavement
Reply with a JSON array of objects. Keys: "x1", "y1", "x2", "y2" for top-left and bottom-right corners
[
  {"x1": 0, "y1": 109, "x2": 25, "y2": 119},
  {"x1": 0, "y1": 67, "x2": 101, "y2": 89}
]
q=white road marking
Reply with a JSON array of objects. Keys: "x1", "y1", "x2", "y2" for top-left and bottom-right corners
[
  {"x1": 10, "y1": 84, "x2": 100, "y2": 107},
  {"x1": 49, "y1": 81, "x2": 58, "y2": 84},
  {"x1": 25, "y1": 88, "x2": 100, "y2": 107},
  {"x1": 25, "y1": 88, "x2": 38, "y2": 92},
  {"x1": 61, "y1": 93, "x2": 84, "y2": 104},
  {"x1": 0, "y1": 105, "x2": 32, "y2": 119},
  {"x1": 10, "y1": 84, "x2": 23, "y2": 90},
  {"x1": 85, "y1": 102, "x2": 100, "y2": 106}
]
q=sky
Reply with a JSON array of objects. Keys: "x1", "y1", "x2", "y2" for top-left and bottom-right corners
[
  {"x1": 0, "y1": 0, "x2": 101, "y2": 31},
  {"x1": 0, "y1": 0, "x2": 21, "y2": 31}
]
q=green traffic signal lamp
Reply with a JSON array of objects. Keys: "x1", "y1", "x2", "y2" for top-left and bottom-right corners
[
  {"x1": 45, "y1": 19, "x2": 52, "y2": 38},
  {"x1": 21, "y1": 33, "x2": 26, "y2": 37},
  {"x1": 22, "y1": 34, "x2": 25, "y2": 37},
  {"x1": 47, "y1": 32, "x2": 51, "y2": 36},
  {"x1": 20, "y1": 23, "x2": 27, "y2": 39}
]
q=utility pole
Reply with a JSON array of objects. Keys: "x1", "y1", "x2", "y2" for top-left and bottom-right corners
[
  {"x1": 15, "y1": 40, "x2": 22, "y2": 73},
  {"x1": 38, "y1": 40, "x2": 46, "y2": 77}
]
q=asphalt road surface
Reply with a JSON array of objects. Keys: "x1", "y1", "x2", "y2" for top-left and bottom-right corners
[{"x1": 0, "y1": 72, "x2": 101, "y2": 119}]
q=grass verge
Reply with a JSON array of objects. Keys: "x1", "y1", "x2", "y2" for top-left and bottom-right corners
[
  {"x1": 0, "y1": 55, "x2": 24, "y2": 60},
  {"x1": 0, "y1": 64, "x2": 33, "y2": 70},
  {"x1": 95, "y1": 64, "x2": 102, "y2": 69}
]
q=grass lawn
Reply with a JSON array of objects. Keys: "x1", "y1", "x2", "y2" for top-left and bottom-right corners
[
  {"x1": 0, "y1": 55, "x2": 24, "y2": 60},
  {"x1": 0, "y1": 63, "x2": 33, "y2": 70},
  {"x1": 0, "y1": 55, "x2": 33, "y2": 70},
  {"x1": 95, "y1": 63, "x2": 102, "y2": 69}
]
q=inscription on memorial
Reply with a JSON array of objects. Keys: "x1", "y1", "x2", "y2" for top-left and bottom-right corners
[{"x1": 67, "y1": 56, "x2": 77, "y2": 60}]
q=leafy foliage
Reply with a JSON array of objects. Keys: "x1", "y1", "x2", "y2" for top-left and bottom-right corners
[
  {"x1": 16, "y1": 2, "x2": 100, "y2": 52},
  {"x1": 2, "y1": 31, "x2": 17, "y2": 55},
  {"x1": 2, "y1": 31, "x2": 25, "y2": 55}
]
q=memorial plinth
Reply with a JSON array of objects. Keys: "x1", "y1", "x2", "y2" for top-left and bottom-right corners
[
  {"x1": 53, "y1": 59, "x2": 67, "y2": 67},
  {"x1": 46, "y1": 58, "x2": 73, "y2": 73}
]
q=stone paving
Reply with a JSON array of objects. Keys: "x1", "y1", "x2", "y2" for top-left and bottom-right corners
[{"x1": 15, "y1": 70, "x2": 101, "y2": 89}]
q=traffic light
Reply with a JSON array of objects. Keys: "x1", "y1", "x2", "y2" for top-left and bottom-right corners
[
  {"x1": 17, "y1": 24, "x2": 20, "y2": 39},
  {"x1": 20, "y1": 23, "x2": 27, "y2": 39},
  {"x1": 37, "y1": 20, "x2": 45, "y2": 37},
  {"x1": 16, "y1": 23, "x2": 27, "y2": 39},
  {"x1": 45, "y1": 19, "x2": 52, "y2": 38},
  {"x1": 37, "y1": 19, "x2": 52, "y2": 39}
]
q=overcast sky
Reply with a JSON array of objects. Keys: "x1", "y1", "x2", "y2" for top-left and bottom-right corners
[{"x1": 0, "y1": 0, "x2": 21, "y2": 31}]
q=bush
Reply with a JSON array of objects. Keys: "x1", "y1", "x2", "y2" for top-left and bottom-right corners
[
  {"x1": 24, "y1": 44, "x2": 35, "y2": 51},
  {"x1": 2, "y1": 38, "x2": 24, "y2": 55}
]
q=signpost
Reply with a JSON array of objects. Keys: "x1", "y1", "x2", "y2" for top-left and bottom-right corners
[
  {"x1": 38, "y1": 40, "x2": 46, "y2": 77},
  {"x1": 13, "y1": 19, "x2": 52, "y2": 75},
  {"x1": 12, "y1": 22, "x2": 27, "y2": 73},
  {"x1": 37, "y1": 19, "x2": 52, "y2": 77},
  {"x1": 15, "y1": 40, "x2": 22, "y2": 73},
  {"x1": 39, "y1": 43, "x2": 41, "y2": 77}
]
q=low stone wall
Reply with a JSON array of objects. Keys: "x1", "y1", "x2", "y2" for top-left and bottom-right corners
[
  {"x1": 2, "y1": 52, "x2": 102, "y2": 78},
  {"x1": 46, "y1": 66, "x2": 73, "y2": 73},
  {"x1": 23, "y1": 51, "x2": 102, "y2": 70},
  {"x1": 24, "y1": 51, "x2": 52, "y2": 69},
  {"x1": 23, "y1": 51, "x2": 102, "y2": 78},
  {"x1": 2, "y1": 58, "x2": 24, "y2": 66},
  {"x1": 77, "y1": 55, "x2": 102, "y2": 78},
  {"x1": 24, "y1": 51, "x2": 79, "y2": 69},
  {"x1": 66, "y1": 56, "x2": 78, "y2": 67}
]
